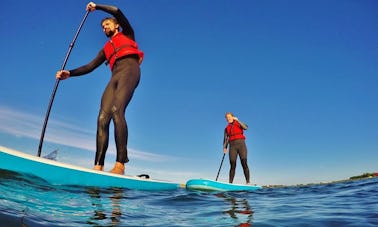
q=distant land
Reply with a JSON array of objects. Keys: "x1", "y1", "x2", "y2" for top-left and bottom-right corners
[
  {"x1": 264, "y1": 172, "x2": 378, "y2": 188},
  {"x1": 348, "y1": 172, "x2": 378, "y2": 180}
]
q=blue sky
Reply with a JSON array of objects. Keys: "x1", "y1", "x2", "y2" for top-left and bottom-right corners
[{"x1": 0, "y1": 0, "x2": 377, "y2": 186}]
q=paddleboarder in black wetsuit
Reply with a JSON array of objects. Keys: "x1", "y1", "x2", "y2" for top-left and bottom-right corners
[
  {"x1": 223, "y1": 112, "x2": 251, "y2": 184},
  {"x1": 56, "y1": 2, "x2": 144, "y2": 174}
]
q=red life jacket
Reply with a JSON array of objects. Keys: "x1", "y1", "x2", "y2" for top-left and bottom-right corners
[
  {"x1": 226, "y1": 121, "x2": 246, "y2": 141},
  {"x1": 103, "y1": 32, "x2": 144, "y2": 70}
]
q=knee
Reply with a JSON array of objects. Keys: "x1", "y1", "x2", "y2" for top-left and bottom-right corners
[
  {"x1": 240, "y1": 159, "x2": 249, "y2": 168},
  {"x1": 111, "y1": 105, "x2": 122, "y2": 122},
  {"x1": 98, "y1": 110, "x2": 110, "y2": 128},
  {"x1": 111, "y1": 105, "x2": 118, "y2": 114}
]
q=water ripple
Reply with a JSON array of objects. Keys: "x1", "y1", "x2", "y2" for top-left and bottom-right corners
[{"x1": 0, "y1": 169, "x2": 377, "y2": 226}]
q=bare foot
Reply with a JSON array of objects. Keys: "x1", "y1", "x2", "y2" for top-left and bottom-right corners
[
  {"x1": 109, "y1": 162, "x2": 125, "y2": 175},
  {"x1": 94, "y1": 165, "x2": 104, "y2": 171}
]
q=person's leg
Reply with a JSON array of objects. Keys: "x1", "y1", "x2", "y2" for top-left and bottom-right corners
[
  {"x1": 238, "y1": 141, "x2": 250, "y2": 184},
  {"x1": 94, "y1": 82, "x2": 114, "y2": 170},
  {"x1": 109, "y1": 58, "x2": 140, "y2": 174},
  {"x1": 228, "y1": 145, "x2": 238, "y2": 183}
]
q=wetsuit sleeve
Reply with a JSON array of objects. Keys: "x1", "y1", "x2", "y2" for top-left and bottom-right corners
[
  {"x1": 69, "y1": 50, "x2": 106, "y2": 77},
  {"x1": 223, "y1": 128, "x2": 229, "y2": 149},
  {"x1": 95, "y1": 4, "x2": 135, "y2": 40},
  {"x1": 237, "y1": 120, "x2": 248, "y2": 130}
]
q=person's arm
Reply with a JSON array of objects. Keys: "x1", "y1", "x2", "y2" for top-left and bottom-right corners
[
  {"x1": 69, "y1": 50, "x2": 105, "y2": 76},
  {"x1": 56, "y1": 50, "x2": 105, "y2": 79},
  {"x1": 223, "y1": 129, "x2": 229, "y2": 153},
  {"x1": 234, "y1": 117, "x2": 248, "y2": 130},
  {"x1": 94, "y1": 4, "x2": 135, "y2": 40}
]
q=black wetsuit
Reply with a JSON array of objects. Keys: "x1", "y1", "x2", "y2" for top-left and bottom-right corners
[
  {"x1": 223, "y1": 120, "x2": 250, "y2": 183},
  {"x1": 68, "y1": 4, "x2": 141, "y2": 165}
]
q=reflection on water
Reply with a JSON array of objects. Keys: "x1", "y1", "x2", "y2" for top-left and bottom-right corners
[
  {"x1": 0, "y1": 168, "x2": 376, "y2": 226},
  {"x1": 86, "y1": 187, "x2": 124, "y2": 226},
  {"x1": 216, "y1": 192, "x2": 254, "y2": 227}
]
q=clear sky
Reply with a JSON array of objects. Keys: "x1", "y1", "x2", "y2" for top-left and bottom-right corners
[{"x1": 0, "y1": 0, "x2": 377, "y2": 186}]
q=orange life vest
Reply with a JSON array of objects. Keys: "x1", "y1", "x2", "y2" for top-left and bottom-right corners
[
  {"x1": 103, "y1": 32, "x2": 144, "y2": 70},
  {"x1": 226, "y1": 121, "x2": 246, "y2": 141}
]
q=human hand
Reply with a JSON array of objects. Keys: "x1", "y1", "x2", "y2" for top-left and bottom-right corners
[
  {"x1": 56, "y1": 70, "x2": 70, "y2": 80},
  {"x1": 86, "y1": 2, "x2": 96, "y2": 11},
  {"x1": 223, "y1": 148, "x2": 228, "y2": 153}
]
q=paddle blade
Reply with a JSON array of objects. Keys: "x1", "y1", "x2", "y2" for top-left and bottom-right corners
[{"x1": 43, "y1": 149, "x2": 58, "y2": 161}]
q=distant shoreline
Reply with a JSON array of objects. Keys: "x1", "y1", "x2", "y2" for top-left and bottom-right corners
[{"x1": 263, "y1": 172, "x2": 378, "y2": 188}]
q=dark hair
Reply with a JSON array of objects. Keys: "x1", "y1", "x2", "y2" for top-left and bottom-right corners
[{"x1": 101, "y1": 17, "x2": 118, "y2": 26}]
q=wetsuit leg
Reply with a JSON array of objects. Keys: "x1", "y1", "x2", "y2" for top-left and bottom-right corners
[
  {"x1": 238, "y1": 140, "x2": 250, "y2": 183},
  {"x1": 228, "y1": 143, "x2": 238, "y2": 183},
  {"x1": 94, "y1": 57, "x2": 140, "y2": 165},
  {"x1": 95, "y1": 110, "x2": 112, "y2": 165},
  {"x1": 110, "y1": 58, "x2": 140, "y2": 164},
  {"x1": 94, "y1": 81, "x2": 115, "y2": 166}
]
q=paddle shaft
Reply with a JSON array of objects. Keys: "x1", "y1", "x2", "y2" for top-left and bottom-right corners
[
  {"x1": 37, "y1": 11, "x2": 90, "y2": 157},
  {"x1": 215, "y1": 153, "x2": 226, "y2": 181}
]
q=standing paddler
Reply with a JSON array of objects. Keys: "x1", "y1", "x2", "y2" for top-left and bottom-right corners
[
  {"x1": 223, "y1": 112, "x2": 251, "y2": 184},
  {"x1": 56, "y1": 2, "x2": 144, "y2": 174}
]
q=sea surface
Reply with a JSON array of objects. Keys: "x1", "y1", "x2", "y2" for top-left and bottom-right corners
[{"x1": 0, "y1": 169, "x2": 377, "y2": 227}]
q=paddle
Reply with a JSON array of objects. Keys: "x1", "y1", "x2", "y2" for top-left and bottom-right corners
[
  {"x1": 215, "y1": 153, "x2": 226, "y2": 181},
  {"x1": 37, "y1": 11, "x2": 90, "y2": 157},
  {"x1": 42, "y1": 149, "x2": 58, "y2": 161}
]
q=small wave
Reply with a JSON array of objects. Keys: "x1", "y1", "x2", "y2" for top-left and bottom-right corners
[{"x1": 0, "y1": 170, "x2": 377, "y2": 226}]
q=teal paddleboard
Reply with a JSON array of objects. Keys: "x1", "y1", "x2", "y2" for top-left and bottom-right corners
[
  {"x1": 0, "y1": 146, "x2": 179, "y2": 191},
  {"x1": 186, "y1": 178, "x2": 262, "y2": 192}
]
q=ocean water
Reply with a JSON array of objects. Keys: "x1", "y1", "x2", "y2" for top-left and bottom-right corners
[{"x1": 0, "y1": 169, "x2": 377, "y2": 227}]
